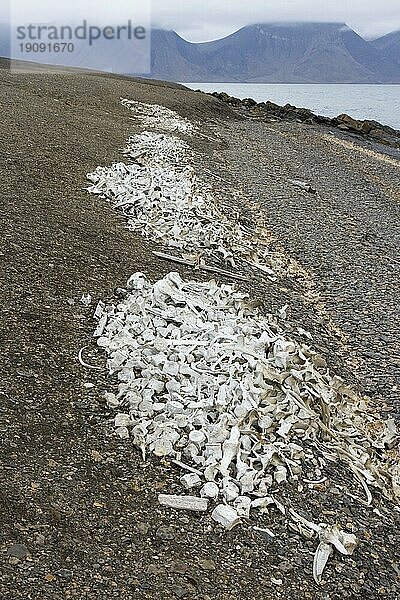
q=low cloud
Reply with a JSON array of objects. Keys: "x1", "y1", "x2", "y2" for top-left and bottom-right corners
[
  {"x1": 152, "y1": 0, "x2": 400, "y2": 41},
  {"x1": 1, "y1": 0, "x2": 399, "y2": 41}
]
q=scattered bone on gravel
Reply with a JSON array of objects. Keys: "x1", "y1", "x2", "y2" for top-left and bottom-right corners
[
  {"x1": 290, "y1": 509, "x2": 357, "y2": 583},
  {"x1": 94, "y1": 271, "x2": 397, "y2": 511},
  {"x1": 211, "y1": 504, "x2": 242, "y2": 530},
  {"x1": 288, "y1": 179, "x2": 317, "y2": 194},
  {"x1": 158, "y1": 494, "x2": 208, "y2": 512},
  {"x1": 86, "y1": 101, "x2": 278, "y2": 280},
  {"x1": 86, "y1": 100, "x2": 399, "y2": 584},
  {"x1": 121, "y1": 98, "x2": 196, "y2": 134}
]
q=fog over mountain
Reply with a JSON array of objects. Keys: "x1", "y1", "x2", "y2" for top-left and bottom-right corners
[
  {"x1": 1, "y1": 22, "x2": 400, "y2": 82},
  {"x1": 150, "y1": 23, "x2": 400, "y2": 83}
]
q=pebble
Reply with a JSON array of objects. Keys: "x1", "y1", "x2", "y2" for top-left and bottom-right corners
[
  {"x1": 147, "y1": 564, "x2": 164, "y2": 575},
  {"x1": 91, "y1": 449, "x2": 103, "y2": 462},
  {"x1": 199, "y1": 559, "x2": 216, "y2": 571},
  {"x1": 170, "y1": 584, "x2": 193, "y2": 598},
  {"x1": 6, "y1": 544, "x2": 29, "y2": 559},
  {"x1": 102, "y1": 565, "x2": 113, "y2": 573},
  {"x1": 35, "y1": 533, "x2": 45, "y2": 545},
  {"x1": 137, "y1": 522, "x2": 150, "y2": 536},
  {"x1": 56, "y1": 569, "x2": 73, "y2": 580},
  {"x1": 278, "y1": 560, "x2": 294, "y2": 573},
  {"x1": 155, "y1": 525, "x2": 175, "y2": 540},
  {"x1": 170, "y1": 560, "x2": 188, "y2": 574}
]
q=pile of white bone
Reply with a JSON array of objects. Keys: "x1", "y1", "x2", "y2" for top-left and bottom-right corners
[
  {"x1": 86, "y1": 102, "x2": 275, "y2": 278},
  {"x1": 86, "y1": 99, "x2": 399, "y2": 584},
  {"x1": 121, "y1": 98, "x2": 195, "y2": 134},
  {"x1": 94, "y1": 271, "x2": 397, "y2": 509},
  {"x1": 92, "y1": 271, "x2": 400, "y2": 583}
]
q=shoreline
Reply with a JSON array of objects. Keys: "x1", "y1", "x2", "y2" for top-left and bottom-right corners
[
  {"x1": 1, "y1": 61, "x2": 399, "y2": 599},
  {"x1": 184, "y1": 82, "x2": 400, "y2": 132},
  {"x1": 208, "y1": 90, "x2": 400, "y2": 144}
]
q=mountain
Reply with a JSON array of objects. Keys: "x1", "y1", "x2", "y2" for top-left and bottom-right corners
[
  {"x1": 150, "y1": 23, "x2": 400, "y2": 83},
  {"x1": 1, "y1": 21, "x2": 400, "y2": 83},
  {"x1": 372, "y1": 30, "x2": 400, "y2": 67},
  {"x1": 0, "y1": 24, "x2": 149, "y2": 75},
  {"x1": 150, "y1": 30, "x2": 205, "y2": 80}
]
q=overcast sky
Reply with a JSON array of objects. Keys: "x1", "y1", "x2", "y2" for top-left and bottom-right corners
[
  {"x1": 3, "y1": 0, "x2": 400, "y2": 41},
  {"x1": 153, "y1": 0, "x2": 400, "y2": 41}
]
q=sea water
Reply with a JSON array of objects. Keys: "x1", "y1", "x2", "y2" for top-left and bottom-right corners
[{"x1": 185, "y1": 83, "x2": 400, "y2": 130}]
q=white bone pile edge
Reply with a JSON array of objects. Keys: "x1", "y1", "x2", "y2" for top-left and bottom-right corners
[
  {"x1": 94, "y1": 271, "x2": 398, "y2": 508},
  {"x1": 86, "y1": 100, "x2": 278, "y2": 278},
  {"x1": 86, "y1": 99, "x2": 399, "y2": 584}
]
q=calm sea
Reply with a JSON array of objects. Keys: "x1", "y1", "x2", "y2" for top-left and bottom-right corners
[{"x1": 185, "y1": 83, "x2": 400, "y2": 130}]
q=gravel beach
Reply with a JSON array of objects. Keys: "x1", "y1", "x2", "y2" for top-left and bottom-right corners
[{"x1": 1, "y1": 59, "x2": 399, "y2": 599}]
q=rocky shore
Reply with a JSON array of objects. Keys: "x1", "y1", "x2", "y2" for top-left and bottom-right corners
[
  {"x1": 211, "y1": 91, "x2": 400, "y2": 148},
  {"x1": 1, "y1": 60, "x2": 399, "y2": 599}
]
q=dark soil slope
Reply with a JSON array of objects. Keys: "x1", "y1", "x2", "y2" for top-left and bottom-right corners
[{"x1": 0, "y1": 60, "x2": 399, "y2": 600}]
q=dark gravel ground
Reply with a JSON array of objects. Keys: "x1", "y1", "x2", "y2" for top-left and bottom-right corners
[
  {"x1": 210, "y1": 119, "x2": 400, "y2": 409},
  {"x1": 1, "y1": 59, "x2": 399, "y2": 599}
]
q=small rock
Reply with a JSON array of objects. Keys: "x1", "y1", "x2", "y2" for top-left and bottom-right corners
[
  {"x1": 170, "y1": 560, "x2": 188, "y2": 574},
  {"x1": 56, "y1": 568, "x2": 73, "y2": 580},
  {"x1": 199, "y1": 559, "x2": 216, "y2": 571},
  {"x1": 121, "y1": 535, "x2": 132, "y2": 544},
  {"x1": 91, "y1": 449, "x2": 103, "y2": 462},
  {"x1": 6, "y1": 544, "x2": 29, "y2": 559},
  {"x1": 335, "y1": 564, "x2": 344, "y2": 573},
  {"x1": 35, "y1": 533, "x2": 45, "y2": 546},
  {"x1": 336, "y1": 113, "x2": 362, "y2": 132},
  {"x1": 177, "y1": 515, "x2": 190, "y2": 524},
  {"x1": 147, "y1": 564, "x2": 164, "y2": 575},
  {"x1": 103, "y1": 565, "x2": 113, "y2": 573},
  {"x1": 370, "y1": 128, "x2": 393, "y2": 144},
  {"x1": 137, "y1": 522, "x2": 150, "y2": 536},
  {"x1": 170, "y1": 584, "x2": 193, "y2": 598},
  {"x1": 156, "y1": 525, "x2": 175, "y2": 540},
  {"x1": 278, "y1": 561, "x2": 293, "y2": 573}
]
